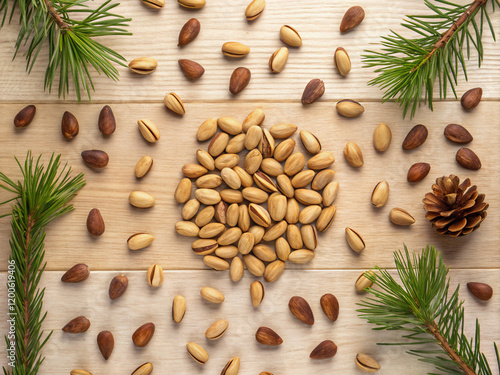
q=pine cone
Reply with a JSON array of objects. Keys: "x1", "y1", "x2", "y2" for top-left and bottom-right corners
[{"x1": 423, "y1": 175, "x2": 488, "y2": 237}]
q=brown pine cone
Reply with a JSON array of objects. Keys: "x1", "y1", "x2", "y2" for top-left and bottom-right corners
[{"x1": 423, "y1": 175, "x2": 488, "y2": 237}]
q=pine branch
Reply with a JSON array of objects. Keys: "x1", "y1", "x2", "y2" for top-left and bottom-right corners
[
  {"x1": 363, "y1": 0, "x2": 500, "y2": 118},
  {"x1": 357, "y1": 245, "x2": 498, "y2": 375},
  {"x1": 1, "y1": 152, "x2": 85, "y2": 374},
  {"x1": 1, "y1": 0, "x2": 131, "y2": 100}
]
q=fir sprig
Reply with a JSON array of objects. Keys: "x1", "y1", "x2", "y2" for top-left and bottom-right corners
[
  {"x1": 357, "y1": 245, "x2": 499, "y2": 375},
  {"x1": 0, "y1": 0, "x2": 131, "y2": 100},
  {"x1": 1, "y1": 153, "x2": 85, "y2": 374},
  {"x1": 363, "y1": 0, "x2": 500, "y2": 118}
]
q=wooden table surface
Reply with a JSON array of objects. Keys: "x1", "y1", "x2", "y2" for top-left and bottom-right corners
[{"x1": 0, "y1": 1, "x2": 499, "y2": 374}]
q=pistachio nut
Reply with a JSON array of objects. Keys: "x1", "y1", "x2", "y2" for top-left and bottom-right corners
[
  {"x1": 164, "y1": 93, "x2": 185, "y2": 115},
  {"x1": 128, "y1": 57, "x2": 158, "y2": 75}
]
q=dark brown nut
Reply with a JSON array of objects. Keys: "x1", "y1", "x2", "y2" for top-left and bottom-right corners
[
  {"x1": 288, "y1": 296, "x2": 314, "y2": 325},
  {"x1": 132, "y1": 322, "x2": 156, "y2": 347},
  {"x1": 320, "y1": 293, "x2": 339, "y2": 322},
  {"x1": 178, "y1": 59, "x2": 205, "y2": 80},
  {"x1": 456, "y1": 148, "x2": 481, "y2": 170},
  {"x1": 178, "y1": 18, "x2": 201, "y2": 46},
  {"x1": 81, "y1": 150, "x2": 109, "y2": 168},
  {"x1": 61, "y1": 111, "x2": 79, "y2": 139},
  {"x1": 310, "y1": 340, "x2": 338, "y2": 359},
  {"x1": 461, "y1": 87, "x2": 482, "y2": 111},
  {"x1": 402, "y1": 124, "x2": 428, "y2": 150},
  {"x1": 61, "y1": 263, "x2": 90, "y2": 283},
  {"x1": 340, "y1": 6, "x2": 365, "y2": 32},
  {"x1": 301, "y1": 79, "x2": 325, "y2": 104},
  {"x1": 14, "y1": 105, "x2": 36, "y2": 127},
  {"x1": 109, "y1": 275, "x2": 128, "y2": 300},
  {"x1": 255, "y1": 327, "x2": 283, "y2": 345},
  {"x1": 97, "y1": 331, "x2": 114, "y2": 360},
  {"x1": 467, "y1": 282, "x2": 493, "y2": 301},
  {"x1": 407, "y1": 162, "x2": 430, "y2": 183},
  {"x1": 86, "y1": 208, "x2": 105, "y2": 236},
  {"x1": 62, "y1": 316, "x2": 91, "y2": 333},
  {"x1": 444, "y1": 124, "x2": 473, "y2": 144},
  {"x1": 98, "y1": 105, "x2": 116, "y2": 135},
  {"x1": 229, "y1": 67, "x2": 251, "y2": 95}
]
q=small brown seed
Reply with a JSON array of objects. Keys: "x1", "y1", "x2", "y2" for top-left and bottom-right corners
[
  {"x1": 178, "y1": 18, "x2": 200, "y2": 47},
  {"x1": 81, "y1": 150, "x2": 109, "y2": 169},
  {"x1": 86, "y1": 208, "x2": 105, "y2": 236},
  {"x1": 14, "y1": 105, "x2": 36, "y2": 127},
  {"x1": 62, "y1": 316, "x2": 91, "y2": 333},
  {"x1": 467, "y1": 282, "x2": 493, "y2": 301},
  {"x1": 61, "y1": 111, "x2": 79, "y2": 139},
  {"x1": 320, "y1": 293, "x2": 339, "y2": 322},
  {"x1": 340, "y1": 5, "x2": 365, "y2": 32},
  {"x1": 302, "y1": 79, "x2": 325, "y2": 104},
  {"x1": 402, "y1": 124, "x2": 428, "y2": 150},
  {"x1": 98, "y1": 105, "x2": 116, "y2": 135},
  {"x1": 407, "y1": 163, "x2": 430, "y2": 183},
  {"x1": 444, "y1": 123, "x2": 473, "y2": 144},
  {"x1": 255, "y1": 327, "x2": 283, "y2": 346},
  {"x1": 289, "y1": 296, "x2": 314, "y2": 325},
  {"x1": 97, "y1": 331, "x2": 114, "y2": 360},
  {"x1": 310, "y1": 340, "x2": 337, "y2": 359},
  {"x1": 456, "y1": 148, "x2": 481, "y2": 170},
  {"x1": 230, "y1": 67, "x2": 251, "y2": 95},
  {"x1": 62, "y1": 263, "x2": 90, "y2": 283},
  {"x1": 179, "y1": 59, "x2": 205, "y2": 80},
  {"x1": 461, "y1": 87, "x2": 482, "y2": 111},
  {"x1": 250, "y1": 280, "x2": 265, "y2": 307},
  {"x1": 109, "y1": 275, "x2": 128, "y2": 300}
]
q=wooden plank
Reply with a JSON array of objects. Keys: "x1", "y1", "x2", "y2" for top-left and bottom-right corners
[
  {"x1": 0, "y1": 101, "x2": 498, "y2": 271},
  {"x1": 0, "y1": 1, "x2": 499, "y2": 102},
  {"x1": 0, "y1": 269, "x2": 498, "y2": 374}
]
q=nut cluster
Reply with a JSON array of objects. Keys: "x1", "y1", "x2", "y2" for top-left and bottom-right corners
[{"x1": 175, "y1": 108, "x2": 338, "y2": 282}]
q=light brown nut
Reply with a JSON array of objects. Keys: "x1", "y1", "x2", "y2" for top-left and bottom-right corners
[
  {"x1": 175, "y1": 178, "x2": 192, "y2": 203},
  {"x1": 215, "y1": 245, "x2": 238, "y2": 259},
  {"x1": 221, "y1": 357, "x2": 240, "y2": 375},
  {"x1": 371, "y1": 181, "x2": 389, "y2": 207},
  {"x1": 238, "y1": 204, "x2": 251, "y2": 231},
  {"x1": 129, "y1": 191, "x2": 155, "y2": 208},
  {"x1": 178, "y1": 18, "x2": 200, "y2": 46},
  {"x1": 355, "y1": 271, "x2": 375, "y2": 292},
  {"x1": 178, "y1": 0, "x2": 206, "y2": 8},
  {"x1": 230, "y1": 257, "x2": 244, "y2": 282},
  {"x1": 238, "y1": 232, "x2": 255, "y2": 255},
  {"x1": 196, "y1": 174, "x2": 222, "y2": 189},
  {"x1": 131, "y1": 362, "x2": 153, "y2": 375},
  {"x1": 164, "y1": 92, "x2": 185, "y2": 115},
  {"x1": 221, "y1": 167, "x2": 241, "y2": 189},
  {"x1": 250, "y1": 280, "x2": 265, "y2": 307},
  {"x1": 248, "y1": 225, "x2": 265, "y2": 244},
  {"x1": 233, "y1": 166, "x2": 254, "y2": 187},
  {"x1": 205, "y1": 319, "x2": 229, "y2": 340},
  {"x1": 343, "y1": 142, "x2": 364, "y2": 168},
  {"x1": 269, "y1": 47, "x2": 289, "y2": 73},
  {"x1": 345, "y1": 227, "x2": 365, "y2": 252},
  {"x1": 268, "y1": 193, "x2": 287, "y2": 221},
  {"x1": 135, "y1": 156, "x2": 153, "y2": 178},
  {"x1": 243, "y1": 254, "x2": 265, "y2": 276},
  {"x1": 389, "y1": 208, "x2": 415, "y2": 226},
  {"x1": 277, "y1": 174, "x2": 295, "y2": 198},
  {"x1": 355, "y1": 353, "x2": 381, "y2": 373},
  {"x1": 186, "y1": 342, "x2": 209, "y2": 365},
  {"x1": 295, "y1": 189, "x2": 322, "y2": 205},
  {"x1": 280, "y1": 25, "x2": 302, "y2": 47},
  {"x1": 128, "y1": 57, "x2": 157, "y2": 75},
  {"x1": 197, "y1": 118, "x2": 217, "y2": 141},
  {"x1": 147, "y1": 264, "x2": 164, "y2": 287},
  {"x1": 288, "y1": 249, "x2": 315, "y2": 264},
  {"x1": 261, "y1": 158, "x2": 284, "y2": 176},
  {"x1": 301, "y1": 224, "x2": 318, "y2": 250},
  {"x1": 284, "y1": 152, "x2": 305, "y2": 176},
  {"x1": 270, "y1": 123, "x2": 298, "y2": 139},
  {"x1": 242, "y1": 108, "x2": 265, "y2": 132},
  {"x1": 218, "y1": 117, "x2": 243, "y2": 135},
  {"x1": 248, "y1": 203, "x2": 271, "y2": 227},
  {"x1": 245, "y1": 0, "x2": 265, "y2": 20},
  {"x1": 222, "y1": 42, "x2": 250, "y2": 58},
  {"x1": 323, "y1": 181, "x2": 339, "y2": 207},
  {"x1": 300, "y1": 130, "x2": 322, "y2": 154},
  {"x1": 218, "y1": 227, "x2": 243, "y2": 246},
  {"x1": 172, "y1": 295, "x2": 186, "y2": 323},
  {"x1": 320, "y1": 293, "x2": 339, "y2": 322},
  {"x1": 220, "y1": 189, "x2": 243, "y2": 204},
  {"x1": 334, "y1": 47, "x2": 351, "y2": 76},
  {"x1": 336, "y1": 99, "x2": 364, "y2": 118},
  {"x1": 245, "y1": 148, "x2": 263, "y2": 174},
  {"x1": 226, "y1": 133, "x2": 246, "y2": 154},
  {"x1": 264, "y1": 260, "x2": 285, "y2": 282},
  {"x1": 175, "y1": 221, "x2": 200, "y2": 237},
  {"x1": 274, "y1": 139, "x2": 296, "y2": 163},
  {"x1": 127, "y1": 233, "x2": 154, "y2": 251},
  {"x1": 199, "y1": 222, "x2": 226, "y2": 239},
  {"x1": 275, "y1": 237, "x2": 291, "y2": 261},
  {"x1": 182, "y1": 163, "x2": 208, "y2": 178},
  {"x1": 287, "y1": 224, "x2": 303, "y2": 249},
  {"x1": 209, "y1": 132, "x2": 230, "y2": 157},
  {"x1": 307, "y1": 151, "x2": 335, "y2": 170},
  {"x1": 253, "y1": 244, "x2": 277, "y2": 262},
  {"x1": 203, "y1": 255, "x2": 230, "y2": 271},
  {"x1": 311, "y1": 169, "x2": 335, "y2": 190},
  {"x1": 302, "y1": 79, "x2": 325, "y2": 104},
  {"x1": 230, "y1": 67, "x2": 251, "y2": 95},
  {"x1": 215, "y1": 154, "x2": 240, "y2": 170},
  {"x1": 196, "y1": 149, "x2": 215, "y2": 171},
  {"x1": 373, "y1": 122, "x2": 392, "y2": 152},
  {"x1": 192, "y1": 239, "x2": 218, "y2": 256},
  {"x1": 259, "y1": 129, "x2": 275, "y2": 158},
  {"x1": 226, "y1": 203, "x2": 240, "y2": 227},
  {"x1": 195, "y1": 188, "x2": 221, "y2": 205},
  {"x1": 200, "y1": 287, "x2": 225, "y2": 303},
  {"x1": 245, "y1": 125, "x2": 263, "y2": 150},
  {"x1": 299, "y1": 205, "x2": 322, "y2": 224},
  {"x1": 291, "y1": 170, "x2": 315, "y2": 188},
  {"x1": 285, "y1": 198, "x2": 300, "y2": 224},
  {"x1": 253, "y1": 171, "x2": 277, "y2": 193}
]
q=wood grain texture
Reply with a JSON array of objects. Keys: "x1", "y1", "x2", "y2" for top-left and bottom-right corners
[
  {"x1": 0, "y1": 0, "x2": 499, "y2": 102},
  {"x1": 0, "y1": 102, "x2": 498, "y2": 271},
  {"x1": 0, "y1": 269, "x2": 499, "y2": 374}
]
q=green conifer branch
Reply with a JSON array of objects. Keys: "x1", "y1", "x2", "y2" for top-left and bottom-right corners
[
  {"x1": 1, "y1": 153, "x2": 85, "y2": 374},
  {"x1": 363, "y1": 0, "x2": 500, "y2": 118},
  {"x1": 357, "y1": 245, "x2": 499, "y2": 375}
]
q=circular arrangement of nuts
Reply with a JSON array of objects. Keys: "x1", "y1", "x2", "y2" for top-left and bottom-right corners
[{"x1": 174, "y1": 108, "x2": 338, "y2": 283}]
